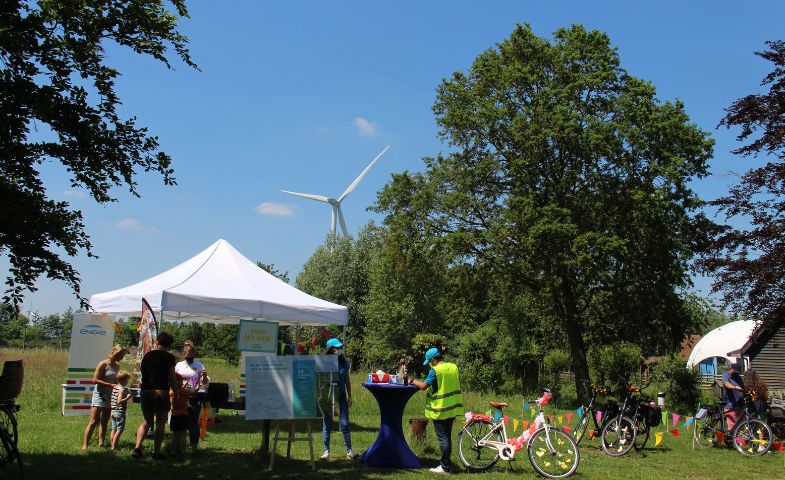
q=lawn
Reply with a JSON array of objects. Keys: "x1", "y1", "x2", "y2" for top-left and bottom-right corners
[{"x1": 1, "y1": 347, "x2": 783, "y2": 479}]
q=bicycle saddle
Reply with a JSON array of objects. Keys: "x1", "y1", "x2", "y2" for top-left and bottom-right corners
[{"x1": 489, "y1": 402, "x2": 508, "y2": 408}]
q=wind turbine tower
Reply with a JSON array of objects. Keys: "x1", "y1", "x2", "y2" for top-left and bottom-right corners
[{"x1": 282, "y1": 145, "x2": 390, "y2": 237}]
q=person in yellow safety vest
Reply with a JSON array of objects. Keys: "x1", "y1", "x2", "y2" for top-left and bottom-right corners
[{"x1": 412, "y1": 347, "x2": 463, "y2": 474}]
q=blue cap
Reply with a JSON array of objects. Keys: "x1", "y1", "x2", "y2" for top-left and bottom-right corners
[
  {"x1": 423, "y1": 347, "x2": 440, "y2": 365},
  {"x1": 326, "y1": 338, "x2": 343, "y2": 349}
]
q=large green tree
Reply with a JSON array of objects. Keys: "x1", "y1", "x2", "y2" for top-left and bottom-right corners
[
  {"x1": 374, "y1": 24, "x2": 713, "y2": 400},
  {"x1": 0, "y1": 0, "x2": 196, "y2": 308}
]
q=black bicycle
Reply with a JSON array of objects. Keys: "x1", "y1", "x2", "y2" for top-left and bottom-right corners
[
  {"x1": 693, "y1": 391, "x2": 773, "y2": 456},
  {"x1": 572, "y1": 382, "x2": 611, "y2": 445},
  {"x1": 0, "y1": 399, "x2": 23, "y2": 477},
  {"x1": 600, "y1": 380, "x2": 652, "y2": 457}
]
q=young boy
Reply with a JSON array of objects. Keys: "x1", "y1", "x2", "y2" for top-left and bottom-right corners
[
  {"x1": 110, "y1": 370, "x2": 132, "y2": 450},
  {"x1": 169, "y1": 374, "x2": 194, "y2": 455}
]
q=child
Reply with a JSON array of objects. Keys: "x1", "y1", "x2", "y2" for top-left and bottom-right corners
[
  {"x1": 169, "y1": 374, "x2": 194, "y2": 456},
  {"x1": 110, "y1": 370, "x2": 132, "y2": 450}
]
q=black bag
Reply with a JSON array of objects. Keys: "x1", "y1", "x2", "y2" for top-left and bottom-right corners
[{"x1": 646, "y1": 404, "x2": 662, "y2": 427}]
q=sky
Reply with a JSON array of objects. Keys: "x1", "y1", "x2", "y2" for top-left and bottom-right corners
[{"x1": 6, "y1": 1, "x2": 785, "y2": 316}]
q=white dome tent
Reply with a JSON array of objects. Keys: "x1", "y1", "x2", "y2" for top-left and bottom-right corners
[{"x1": 686, "y1": 320, "x2": 756, "y2": 380}]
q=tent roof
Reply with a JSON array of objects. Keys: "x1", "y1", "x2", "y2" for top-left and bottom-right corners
[
  {"x1": 88, "y1": 239, "x2": 347, "y2": 326},
  {"x1": 686, "y1": 320, "x2": 756, "y2": 369}
]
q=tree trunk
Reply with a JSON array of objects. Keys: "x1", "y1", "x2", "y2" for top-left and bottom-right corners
[{"x1": 565, "y1": 312, "x2": 591, "y2": 402}]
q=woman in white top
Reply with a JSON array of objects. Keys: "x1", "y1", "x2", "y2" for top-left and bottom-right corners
[{"x1": 175, "y1": 341, "x2": 208, "y2": 448}]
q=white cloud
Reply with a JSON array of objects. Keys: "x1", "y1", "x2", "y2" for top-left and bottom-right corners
[
  {"x1": 352, "y1": 117, "x2": 380, "y2": 136},
  {"x1": 63, "y1": 189, "x2": 86, "y2": 198},
  {"x1": 255, "y1": 202, "x2": 295, "y2": 217},
  {"x1": 115, "y1": 218, "x2": 158, "y2": 232}
]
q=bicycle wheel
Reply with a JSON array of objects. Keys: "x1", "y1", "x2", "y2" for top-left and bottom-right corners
[
  {"x1": 732, "y1": 418, "x2": 773, "y2": 456},
  {"x1": 601, "y1": 415, "x2": 636, "y2": 457},
  {"x1": 572, "y1": 413, "x2": 590, "y2": 445},
  {"x1": 0, "y1": 406, "x2": 18, "y2": 448},
  {"x1": 633, "y1": 418, "x2": 649, "y2": 451},
  {"x1": 527, "y1": 427, "x2": 580, "y2": 478},
  {"x1": 458, "y1": 420, "x2": 501, "y2": 471},
  {"x1": 693, "y1": 413, "x2": 720, "y2": 448}
]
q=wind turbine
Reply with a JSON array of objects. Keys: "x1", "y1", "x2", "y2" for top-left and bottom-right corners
[{"x1": 282, "y1": 146, "x2": 390, "y2": 237}]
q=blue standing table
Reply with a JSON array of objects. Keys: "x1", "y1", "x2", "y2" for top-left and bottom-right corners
[{"x1": 360, "y1": 382, "x2": 421, "y2": 468}]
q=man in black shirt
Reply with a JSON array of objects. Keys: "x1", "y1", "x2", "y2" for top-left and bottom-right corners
[{"x1": 132, "y1": 331, "x2": 179, "y2": 459}]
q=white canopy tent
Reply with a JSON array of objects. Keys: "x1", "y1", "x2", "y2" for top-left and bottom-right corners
[
  {"x1": 686, "y1": 320, "x2": 756, "y2": 369},
  {"x1": 89, "y1": 239, "x2": 348, "y2": 326}
]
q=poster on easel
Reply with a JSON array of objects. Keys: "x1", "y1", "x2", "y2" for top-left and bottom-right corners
[
  {"x1": 62, "y1": 313, "x2": 116, "y2": 416},
  {"x1": 244, "y1": 355, "x2": 317, "y2": 420}
]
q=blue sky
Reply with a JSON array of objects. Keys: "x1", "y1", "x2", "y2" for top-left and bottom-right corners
[{"x1": 8, "y1": 1, "x2": 785, "y2": 316}]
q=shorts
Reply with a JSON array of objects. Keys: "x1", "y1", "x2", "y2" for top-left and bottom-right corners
[
  {"x1": 140, "y1": 389, "x2": 170, "y2": 413},
  {"x1": 91, "y1": 388, "x2": 111, "y2": 408},
  {"x1": 170, "y1": 415, "x2": 189, "y2": 432},
  {"x1": 111, "y1": 413, "x2": 126, "y2": 431}
]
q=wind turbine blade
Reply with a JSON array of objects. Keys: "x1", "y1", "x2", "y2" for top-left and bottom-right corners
[
  {"x1": 337, "y1": 206, "x2": 349, "y2": 236},
  {"x1": 281, "y1": 190, "x2": 330, "y2": 203},
  {"x1": 338, "y1": 145, "x2": 390, "y2": 202},
  {"x1": 330, "y1": 206, "x2": 337, "y2": 237}
]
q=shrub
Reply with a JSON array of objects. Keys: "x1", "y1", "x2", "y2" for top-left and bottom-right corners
[
  {"x1": 587, "y1": 342, "x2": 642, "y2": 385},
  {"x1": 652, "y1": 353, "x2": 700, "y2": 412}
]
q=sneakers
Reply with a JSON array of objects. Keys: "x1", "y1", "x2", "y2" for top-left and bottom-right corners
[
  {"x1": 130, "y1": 447, "x2": 143, "y2": 459},
  {"x1": 320, "y1": 450, "x2": 330, "y2": 459},
  {"x1": 346, "y1": 450, "x2": 360, "y2": 459},
  {"x1": 429, "y1": 465, "x2": 449, "y2": 474}
]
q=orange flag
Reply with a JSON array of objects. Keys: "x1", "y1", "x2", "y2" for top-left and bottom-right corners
[
  {"x1": 716, "y1": 431, "x2": 725, "y2": 444},
  {"x1": 565, "y1": 412, "x2": 573, "y2": 423}
]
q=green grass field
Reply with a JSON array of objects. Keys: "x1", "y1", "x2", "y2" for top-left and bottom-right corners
[{"x1": 1, "y1": 347, "x2": 783, "y2": 479}]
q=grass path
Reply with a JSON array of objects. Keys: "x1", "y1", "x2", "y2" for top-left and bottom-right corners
[{"x1": 1, "y1": 348, "x2": 783, "y2": 479}]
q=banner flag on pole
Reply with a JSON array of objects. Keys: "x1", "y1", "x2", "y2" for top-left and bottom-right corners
[
  {"x1": 655, "y1": 432, "x2": 664, "y2": 447},
  {"x1": 672, "y1": 413, "x2": 681, "y2": 426},
  {"x1": 566, "y1": 412, "x2": 573, "y2": 423}
]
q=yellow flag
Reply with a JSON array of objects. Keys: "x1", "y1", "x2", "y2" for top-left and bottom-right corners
[
  {"x1": 513, "y1": 419, "x2": 519, "y2": 432},
  {"x1": 655, "y1": 432, "x2": 664, "y2": 447},
  {"x1": 558, "y1": 415, "x2": 563, "y2": 424}
]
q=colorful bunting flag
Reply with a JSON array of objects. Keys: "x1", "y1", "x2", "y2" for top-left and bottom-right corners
[
  {"x1": 772, "y1": 441, "x2": 784, "y2": 452},
  {"x1": 661, "y1": 410, "x2": 667, "y2": 427},
  {"x1": 596, "y1": 411, "x2": 603, "y2": 424},
  {"x1": 513, "y1": 419, "x2": 519, "y2": 432},
  {"x1": 670, "y1": 429, "x2": 680, "y2": 437},
  {"x1": 566, "y1": 412, "x2": 573, "y2": 423},
  {"x1": 503, "y1": 415, "x2": 510, "y2": 424},
  {"x1": 493, "y1": 412, "x2": 501, "y2": 422},
  {"x1": 563, "y1": 426, "x2": 571, "y2": 434},
  {"x1": 523, "y1": 401, "x2": 529, "y2": 412},
  {"x1": 530, "y1": 408, "x2": 536, "y2": 419},
  {"x1": 683, "y1": 417, "x2": 693, "y2": 429},
  {"x1": 716, "y1": 431, "x2": 725, "y2": 444},
  {"x1": 522, "y1": 421, "x2": 529, "y2": 431},
  {"x1": 655, "y1": 432, "x2": 664, "y2": 447},
  {"x1": 558, "y1": 415, "x2": 563, "y2": 425},
  {"x1": 548, "y1": 415, "x2": 554, "y2": 423},
  {"x1": 672, "y1": 413, "x2": 681, "y2": 425},
  {"x1": 577, "y1": 406, "x2": 583, "y2": 419}
]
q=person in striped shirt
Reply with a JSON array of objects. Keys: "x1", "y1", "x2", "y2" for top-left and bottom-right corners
[{"x1": 110, "y1": 370, "x2": 132, "y2": 450}]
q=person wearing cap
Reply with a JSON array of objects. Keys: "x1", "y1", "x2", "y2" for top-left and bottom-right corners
[
  {"x1": 722, "y1": 362, "x2": 746, "y2": 431},
  {"x1": 412, "y1": 348, "x2": 463, "y2": 474},
  {"x1": 320, "y1": 338, "x2": 360, "y2": 460}
]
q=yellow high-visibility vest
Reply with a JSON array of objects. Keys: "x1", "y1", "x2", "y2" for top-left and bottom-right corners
[{"x1": 425, "y1": 362, "x2": 463, "y2": 420}]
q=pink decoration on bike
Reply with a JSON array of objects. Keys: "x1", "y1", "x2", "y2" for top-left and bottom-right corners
[{"x1": 537, "y1": 392, "x2": 552, "y2": 406}]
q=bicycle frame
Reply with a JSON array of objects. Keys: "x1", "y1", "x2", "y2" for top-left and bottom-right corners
[{"x1": 476, "y1": 401, "x2": 555, "y2": 460}]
